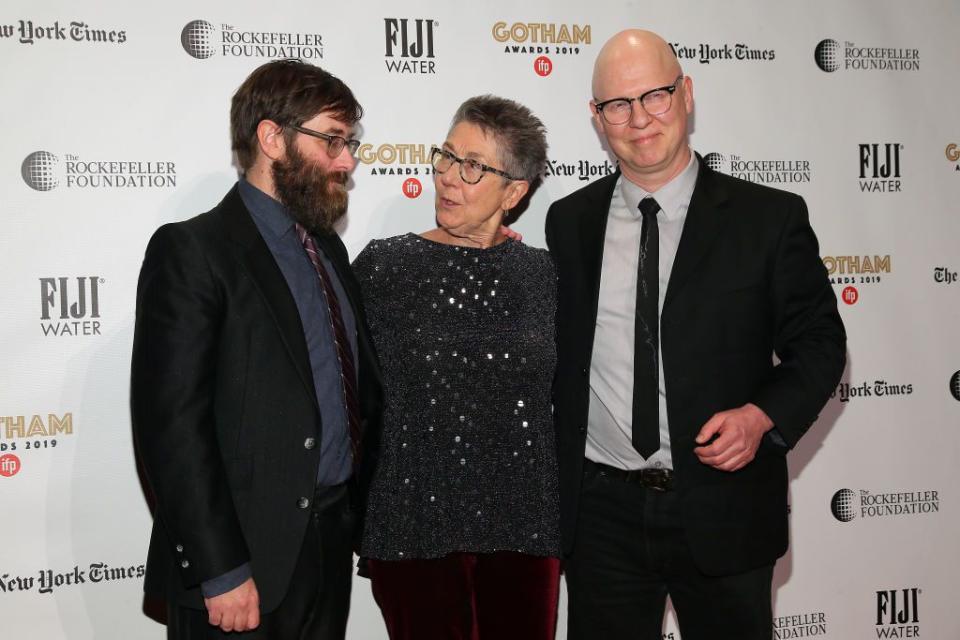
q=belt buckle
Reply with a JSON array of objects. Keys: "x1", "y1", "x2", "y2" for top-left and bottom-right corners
[{"x1": 643, "y1": 468, "x2": 672, "y2": 492}]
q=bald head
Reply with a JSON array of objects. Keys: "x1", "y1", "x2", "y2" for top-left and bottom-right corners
[
  {"x1": 588, "y1": 29, "x2": 693, "y2": 192},
  {"x1": 592, "y1": 30, "x2": 681, "y2": 98}
]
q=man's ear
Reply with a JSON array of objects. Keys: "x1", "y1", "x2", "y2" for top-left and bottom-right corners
[{"x1": 256, "y1": 120, "x2": 287, "y2": 162}]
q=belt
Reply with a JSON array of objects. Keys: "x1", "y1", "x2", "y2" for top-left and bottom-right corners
[{"x1": 583, "y1": 458, "x2": 674, "y2": 492}]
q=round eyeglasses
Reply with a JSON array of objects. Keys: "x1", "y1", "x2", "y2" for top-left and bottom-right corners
[
  {"x1": 594, "y1": 75, "x2": 684, "y2": 125},
  {"x1": 429, "y1": 146, "x2": 520, "y2": 185}
]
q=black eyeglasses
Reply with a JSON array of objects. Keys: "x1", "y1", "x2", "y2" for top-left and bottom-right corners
[
  {"x1": 429, "y1": 146, "x2": 520, "y2": 185},
  {"x1": 289, "y1": 125, "x2": 361, "y2": 158},
  {"x1": 594, "y1": 75, "x2": 684, "y2": 125}
]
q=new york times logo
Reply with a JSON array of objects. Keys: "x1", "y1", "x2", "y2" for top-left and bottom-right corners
[
  {"x1": 384, "y1": 18, "x2": 437, "y2": 74},
  {"x1": 0, "y1": 19, "x2": 126, "y2": 45},
  {"x1": 704, "y1": 152, "x2": 811, "y2": 184},
  {"x1": 831, "y1": 379, "x2": 913, "y2": 403},
  {"x1": 831, "y1": 488, "x2": 939, "y2": 523},
  {"x1": 671, "y1": 41, "x2": 775, "y2": 63},
  {"x1": 815, "y1": 39, "x2": 919, "y2": 72},
  {"x1": 543, "y1": 158, "x2": 616, "y2": 182},
  {"x1": 181, "y1": 19, "x2": 323, "y2": 60},
  {"x1": 21, "y1": 151, "x2": 176, "y2": 191}
]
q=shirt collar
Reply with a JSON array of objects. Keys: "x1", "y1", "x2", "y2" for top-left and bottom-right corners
[
  {"x1": 238, "y1": 177, "x2": 297, "y2": 240},
  {"x1": 619, "y1": 150, "x2": 699, "y2": 221}
]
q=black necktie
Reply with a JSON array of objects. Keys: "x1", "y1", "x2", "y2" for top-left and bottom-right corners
[{"x1": 632, "y1": 197, "x2": 660, "y2": 458}]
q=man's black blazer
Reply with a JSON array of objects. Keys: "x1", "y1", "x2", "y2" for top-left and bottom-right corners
[
  {"x1": 131, "y1": 184, "x2": 383, "y2": 611},
  {"x1": 545, "y1": 161, "x2": 845, "y2": 576}
]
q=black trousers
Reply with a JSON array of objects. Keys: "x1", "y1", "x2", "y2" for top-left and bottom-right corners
[
  {"x1": 167, "y1": 483, "x2": 354, "y2": 640},
  {"x1": 565, "y1": 461, "x2": 774, "y2": 640}
]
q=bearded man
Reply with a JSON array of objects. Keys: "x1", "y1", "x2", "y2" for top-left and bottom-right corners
[{"x1": 131, "y1": 59, "x2": 383, "y2": 640}]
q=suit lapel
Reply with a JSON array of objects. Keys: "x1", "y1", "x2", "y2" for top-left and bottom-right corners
[
  {"x1": 217, "y1": 186, "x2": 318, "y2": 408},
  {"x1": 663, "y1": 160, "x2": 728, "y2": 310}
]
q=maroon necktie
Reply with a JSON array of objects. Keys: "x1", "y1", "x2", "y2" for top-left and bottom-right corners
[{"x1": 295, "y1": 223, "x2": 362, "y2": 465}]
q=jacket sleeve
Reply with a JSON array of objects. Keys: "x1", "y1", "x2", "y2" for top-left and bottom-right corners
[
  {"x1": 751, "y1": 195, "x2": 847, "y2": 448},
  {"x1": 131, "y1": 223, "x2": 250, "y2": 588}
]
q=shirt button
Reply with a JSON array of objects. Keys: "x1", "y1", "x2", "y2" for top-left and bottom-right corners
[
  {"x1": 303, "y1": 437, "x2": 316, "y2": 450},
  {"x1": 180, "y1": 559, "x2": 190, "y2": 569},
  {"x1": 297, "y1": 497, "x2": 310, "y2": 509},
  {"x1": 175, "y1": 545, "x2": 183, "y2": 553}
]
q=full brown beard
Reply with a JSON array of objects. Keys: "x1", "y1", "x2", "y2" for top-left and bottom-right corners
[{"x1": 272, "y1": 143, "x2": 349, "y2": 234}]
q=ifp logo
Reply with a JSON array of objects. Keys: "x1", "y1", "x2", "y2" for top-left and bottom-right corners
[
  {"x1": 534, "y1": 56, "x2": 552, "y2": 76},
  {"x1": 841, "y1": 286, "x2": 859, "y2": 305},
  {"x1": 0, "y1": 454, "x2": 21, "y2": 478},
  {"x1": 402, "y1": 178, "x2": 423, "y2": 198}
]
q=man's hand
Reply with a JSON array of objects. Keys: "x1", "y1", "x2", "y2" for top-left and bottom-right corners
[
  {"x1": 500, "y1": 225, "x2": 523, "y2": 242},
  {"x1": 204, "y1": 577, "x2": 260, "y2": 633},
  {"x1": 693, "y1": 403, "x2": 774, "y2": 472}
]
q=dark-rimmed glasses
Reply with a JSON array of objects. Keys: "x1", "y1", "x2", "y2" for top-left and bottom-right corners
[
  {"x1": 594, "y1": 75, "x2": 684, "y2": 125},
  {"x1": 429, "y1": 146, "x2": 520, "y2": 185},
  {"x1": 289, "y1": 124, "x2": 361, "y2": 158}
]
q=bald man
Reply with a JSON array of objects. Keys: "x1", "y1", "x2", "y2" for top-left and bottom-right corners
[{"x1": 545, "y1": 30, "x2": 845, "y2": 639}]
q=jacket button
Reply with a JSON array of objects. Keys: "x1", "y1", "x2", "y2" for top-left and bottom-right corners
[
  {"x1": 297, "y1": 497, "x2": 310, "y2": 509},
  {"x1": 581, "y1": 367, "x2": 588, "y2": 377},
  {"x1": 578, "y1": 425, "x2": 586, "y2": 434},
  {"x1": 175, "y1": 544, "x2": 184, "y2": 553},
  {"x1": 180, "y1": 559, "x2": 190, "y2": 569},
  {"x1": 304, "y1": 437, "x2": 316, "y2": 450}
]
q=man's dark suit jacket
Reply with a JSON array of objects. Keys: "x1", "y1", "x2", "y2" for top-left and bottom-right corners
[
  {"x1": 545, "y1": 161, "x2": 845, "y2": 576},
  {"x1": 131, "y1": 184, "x2": 383, "y2": 612}
]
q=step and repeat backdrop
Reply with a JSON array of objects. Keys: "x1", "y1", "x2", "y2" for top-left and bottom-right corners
[{"x1": 2, "y1": 0, "x2": 959, "y2": 638}]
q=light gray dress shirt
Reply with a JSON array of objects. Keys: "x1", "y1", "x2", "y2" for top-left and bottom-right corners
[{"x1": 585, "y1": 152, "x2": 699, "y2": 471}]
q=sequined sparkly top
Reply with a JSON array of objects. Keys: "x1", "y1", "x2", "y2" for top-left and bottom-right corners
[{"x1": 353, "y1": 233, "x2": 561, "y2": 560}]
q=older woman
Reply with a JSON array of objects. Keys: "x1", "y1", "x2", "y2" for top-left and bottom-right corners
[{"x1": 352, "y1": 96, "x2": 559, "y2": 640}]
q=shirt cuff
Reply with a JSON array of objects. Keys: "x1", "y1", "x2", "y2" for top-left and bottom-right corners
[{"x1": 200, "y1": 563, "x2": 252, "y2": 598}]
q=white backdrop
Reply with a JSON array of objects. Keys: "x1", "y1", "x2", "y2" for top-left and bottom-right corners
[{"x1": 2, "y1": 1, "x2": 959, "y2": 638}]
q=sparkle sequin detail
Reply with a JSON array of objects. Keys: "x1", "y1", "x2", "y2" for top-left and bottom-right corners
[{"x1": 354, "y1": 233, "x2": 560, "y2": 560}]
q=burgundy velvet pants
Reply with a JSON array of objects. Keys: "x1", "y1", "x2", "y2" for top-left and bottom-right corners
[{"x1": 367, "y1": 551, "x2": 561, "y2": 640}]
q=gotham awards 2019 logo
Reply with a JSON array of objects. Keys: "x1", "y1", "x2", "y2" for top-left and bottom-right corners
[{"x1": 950, "y1": 371, "x2": 960, "y2": 401}]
